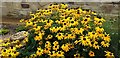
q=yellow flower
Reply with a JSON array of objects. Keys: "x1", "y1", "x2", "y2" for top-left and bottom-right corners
[
  {"x1": 74, "y1": 10, "x2": 82, "y2": 18},
  {"x1": 48, "y1": 51, "x2": 57, "y2": 57},
  {"x1": 94, "y1": 20, "x2": 103, "y2": 26},
  {"x1": 45, "y1": 20, "x2": 53, "y2": 25},
  {"x1": 94, "y1": 16, "x2": 105, "y2": 22},
  {"x1": 84, "y1": 24, "x2": 91, "y2": 30},
  {"x1": 74, "y1": 40, "x2": 80, "y2": 44},
  {"x1": 66, "y1": 17, "x2": 74, "y2": 21},
  {"x1": 64, "y1": 33, "x2": 69, "y2": 39},
  {"x1": 78, "y1": 28, "x2": 84, "y2": 35},
  {"x1": 56, "y1": 33, "x2": 64, "y2": 40},
  {"x1": 58, "y1": 8, "x2": 65, "y2": 13},
  {"x1": 60, "y1": 3, "x2": 68, "y2": 9},
  {"x1": 62, "y1": 22, "x2": 69, "y2": 27},
  {"x1": 34, "y1": 35, "x2": 42, "y2": 41},
  {"x1": 47, "y1": 34, "x2": 53, "y2": 39},
  {"x1": 69, "y1": 20, "x2": 78, "y2": 26},
  {"x1": 20, "y1": 19, "x2": 24, "y2": 22},
  {"x1": 23, "y1": 32, "x2": 28, "y2": 36},
  {"x1": 50, "y1": 3, "x2": 59, "y2": 10},
  {"x1": 1, "y1": 49, "x2": 19, "y2": 57},
  {"x1": 88, "y1": 31, "x2": 98, "y2": 40},
  {"x1": 101, "y1": 41, "x2": 110, "y2": 47},
  {"x1": 95, "y1": 27, "x2": 104, "y2": 33},
  {"x1": 61, "y1": 44, "x2": 69, "y2": 52},
  {"x1": 33, "y1": 26, "x2": 42, "y2": 31},
  {"x1": 82, "y1": 9, "x2": 90, "y2": 14},
  {"x1": 26, "y1": 21, "x2": 33, "y2": 27},
  {"x1": 77, "y1": 7, "x2": 83, "y2": 13},
  {"x1": 53, "y1": 45, "x2": 59, "y2": 51},
  {"x1": 56, "y1": 51, "x2": 64, "y2": 57},
  {"x1": 105, "y1": 51, "x2": 114, "y2": 58},
  {"x1": 59, "y1": 26, "x2": 66, "y2": 31},
  {"x1": 48, "y1": 4, "x2": 53, "y2": 9},
  {"x1": 65, "y1": 9, "x2": 73, "y2": 14},
  {"x1": 80, "y1": 36, "x2": 90, "y2": 46},
  {"x1": 60, "y1": 19, "x2": 65, "y2": 24},
  {"x1": 94, "y1": 16, "x2": 99, "y2": 22},
  {"x1": 30, "y1": 54, "x2": 37, "y2": 58},
  {"x1": 11, "y1": 40, "x2": 19, "y2": 44},
  {"x1": 68, "y1": 44, "x2": 74, "y2": 49},
  {"x1": 30, "y1": 11, "x2": 35, "y2": 14},
  {"x1": 7, "y1": 53, "x2": 14, "y2": 58},
  {"x1": 92, "y1": 11, "x2": 97, "y2": 15},
  {"x1": 81, "y1": 18, "x2": 91, "y2": 25},
  {"x1": 15, "y1": 44, "x2": 23, "y2": 48},
  {"x1": 102, "y1": 34, "x2": 111, "y2": 42},
  {"x1": 11, "y1": 51, "x2": 20, "y2": 57},
  {"x1": 74, "y1": 53, "x2": 80, "y2": 58},
  {"x1": 38, "y1": 41, "x2": 43, "y2": 45},
  {"x1": 40, "y1": 30, "x2": 45, "y2": 35},
  {"x1": 97, "y1": 32, "x2": 104, "y2": 37},
  {"x1": 85, "y1": 15, "x2": 91, "y2": 18},
  {"x1": 53, "y1": 41, "x2": 59, "y2": 46},
  {"x1": 93, "y1": 42, "x2": 100, "y2": 49},
  {"x1": 0, "y1": 39, "x2": 3, "y2": 43},
  {"x1": 2, "y1": 42, "x2": 10, "y2": 47},
  {"x1": 1, "y1": 49, "x2": 9, "y2": 56},
  {"x1": 60, "y1": 13, "x2": 66, "y2": 18},
  {"x1": 68, "y1": 34, "x2": 76, "y2": 40},
  {"x1": 44, "y1": 25, "x2": 50, "y2": 30},
  {"x1": 43, "y1": 9, "x2": 52, "y2": 15},
  {"x1": 94, "y1": 16, "x2": 105, "y2": 26},
  {"x1": 89, "y1": 51, "x2": 95, "y2": 57},
  {"x1": 22, "y1": 37, "x2": 28, "y2": 43},
  {"x1": 9, "y1": 46, "x2": 16, "y2": 51},
  {"x1": 36, "y1": 47, "x2": 43, "y2": 56},
  {"x1": 55, "y1": 20, "x2": 61, "y2": 24},
  {"x1": 43, "y1": 48, "x2": 51, "y2": 54},
  {"x1": 50, "y1": 27, "x2": 59, "y2": 33},
  {"x1": 45, "y1": 41, "x2": 51, "y2": 48},
  {"x1": 70, "y1": 28, "x2": 75, "y2": 34}
]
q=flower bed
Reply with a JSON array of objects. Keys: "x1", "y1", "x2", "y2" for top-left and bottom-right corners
[{"x1": 0, "y1": 3, "x2": 115, "y2": 58}]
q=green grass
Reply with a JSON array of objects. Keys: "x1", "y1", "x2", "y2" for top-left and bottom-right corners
[{"x1": 102, "y1": 14, "x2": 119, "y2": 57}]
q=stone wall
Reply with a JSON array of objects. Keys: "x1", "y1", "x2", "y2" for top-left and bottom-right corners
[
  {"x1": 1, "y1": 2, "x2": 120, "y2": 18},
  {"x1": 1, "y1": 2, "x2": 51, "y2": 18}
]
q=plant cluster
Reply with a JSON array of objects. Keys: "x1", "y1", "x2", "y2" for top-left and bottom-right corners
[{"x1": 0, "y1": 3, "x2": 114, "y2": 58}]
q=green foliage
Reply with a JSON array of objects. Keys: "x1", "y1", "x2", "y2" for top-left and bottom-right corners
[
  {"x1": 17, "y1": 31, "x2": 38, "y2": 58},
  {"x1": 1, "y1": 3, "x2": 119, "y2": 58},
  {"x1": 0, "y1": 28, "x2": 9, "y2": 35},
  {"x1": 16, "y1": 25, "x2": 28, "y2": 32},
  {"x1": 117, "y1": 12, "x2": 120, "y2": 57},
  {"x1": 102, "y1": 14, "x2": 119, "y2": 57}
]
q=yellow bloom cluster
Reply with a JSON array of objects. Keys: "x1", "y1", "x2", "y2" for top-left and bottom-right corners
[
  {"x1": 0, "y1": 37, "x2": 28, "y2": 57},
  {"x1": 0, "y1": 3, "x2": 114, "y2": 58}
]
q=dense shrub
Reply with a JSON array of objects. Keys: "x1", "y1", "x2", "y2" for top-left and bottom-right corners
[{"x1": 0, "y1": 3, "x2": 115, "y2": 58}]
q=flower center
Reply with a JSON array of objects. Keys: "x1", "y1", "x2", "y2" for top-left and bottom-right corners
[
  {"x1": 71, "y1": 21, "x2": 74, "y2": 23},
  {"x1": 84, "y1": 19, "x2": 87, "y2": 21},
  {"x1": 83, "y1": 38, "x2": 86, "y2": 40}
]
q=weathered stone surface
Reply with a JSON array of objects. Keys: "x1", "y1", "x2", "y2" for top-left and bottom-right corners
[
  {"x1": 10, "y1": 31, "x2": 28, "y2": 40},
  {"x1": 1, "y1": 2, "x2": 119, "y2": 18}
]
